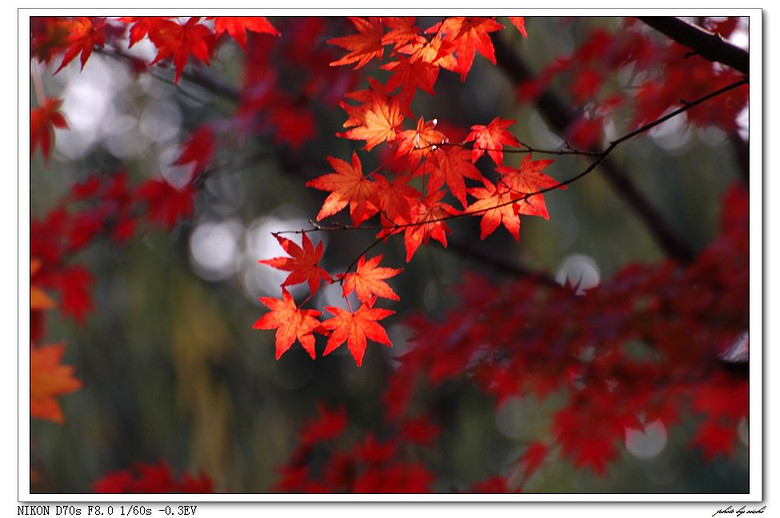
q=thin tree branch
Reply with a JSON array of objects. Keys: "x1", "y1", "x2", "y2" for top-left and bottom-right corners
[
  {"x1": 447, "y1": 240, "x2": 559, "y2": 287},
  {"x1": 637, "y1": 16, "x2": 749, "y2": 75},
  {"x1": 492, "y1": 33, "x2": 698, "y2": 263}
]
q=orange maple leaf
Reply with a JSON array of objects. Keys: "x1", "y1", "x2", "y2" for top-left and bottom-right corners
[
  {"x1": 381, "y1": 55, "x2": 440, "y2": 96},
  {"x1": 211, "y1": 17, "x2": 280, "y2": 50},
  {"x1": 466, "y1": 178, "x2": 523, "y2": 240},
  {"x1": 395, "y1": 117, "x2": 448, "y2": 168},
  {"x1": 425, "y1": 145, "x2": 484, "y2": 208},
  {"x1": 148, "y1": 17, "x2": 216, "y2": 83},
  {"x1": 465, "y1": 117, "x2": 520, "y2": 166},
  {"x1": 259, "y1": 233, "x2": 332, "y2": 294},
  {"x1": 328, "y1": 17, "x2": 385, "y2": 69},
  {"x1": 427, "y1": 17, "x2": 504, "y2": 81},
  {"x1": 496, "y1": 154, "x2": 560, "y2": 219},
  {"x1": 381, "y1": 17, "x2": 424, "y2": 51},
  {"x1": 373, "y1": 174, "x2": 420, "y2": 223},
  {"x1": 306, "y1": 152, "x2": 380, "y2": 226},
  {"x1": 31, "y1": 98, "x2": 68, "y2": 162},
  {"x1": 322, "y1": 303, "x2": 394, "y2": 367},
  {"x1": 31, "y1": 259, "x2": 56, "y2": 310},
  {"x1": 339, "y1": 95, "x2": 404, "y2": 151},
  {"x1": 341, "y1": 254, "x2": 402, "y2": 304},
  {"x1": 396, "y1": 32, "x2": 458, "y2": 71},
  {"x1": 509, "y1": 17, "x2": 528, "y2": 38},
  {"x1": 31, "y1": 343, "x2": 82, "y2": 424},
  {"x1": 253, "y1": 288, "x2": 322, "y2": 360},
  {"x1": 401, "y1": 191, "x2": 456, "y2": 262}
]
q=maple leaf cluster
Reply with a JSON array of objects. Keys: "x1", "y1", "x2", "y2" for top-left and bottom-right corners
[
  {"x1": 92, "y1": 460, "x2": 214, "y2": 493},
  {"x1": 273, "y1": 182, "x2": 749, "y2": 491},
  {"x1": 255, "y1": 16, "x2": 567, "y2": 366}
]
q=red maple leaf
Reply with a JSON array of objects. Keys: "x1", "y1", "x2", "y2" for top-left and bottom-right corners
[
  {"x1": 93, "y1": 461, "x2": 214, "y2": 493},
  {"x1": 31, "y1": 98, "x2": 68, "y2": 162},
  {"x1": 301, "y1": 404, "x2": 348, "y2": 444},
  {"x1": 395, "y1": 117, "x2": 449, "y2": 168},
  {"x1": 137, "y1": 178, "x2": 196, "y2": 231},
  {"x1": 119, "y1": 17, "x2": 171, "y2": 47},
  {"x1": 270, "y1": 102, "x2": 316, "y2": 150},
  {"x1": 509, "y1": 17, "x2": 528, "y2": 38},
  {"x1": 173, "y1": 126, "x2": 215, "y2": 177},
  {"x1": 40, "y1": 265, "x2": 94, "y2": 325},
  {"x1": 426, "y1": 17, "x2": 504, "y2": 81},
  {"x1": 381, "y1": 54, "x2": 440, "y2": 96},
  {"x1": 30, "y1": 343, "x2": 82, "y2": 424},
  {"x1": 259, "y1": 233, "x2": 332, "y2": 294},
  {"x1": 306, "y1": 152, "x2": 380, "y2": 226},
  {"x1": 372, "y1": 174, "x2": 420, "y2": 223},
  {"x1": 496, "y1": 154, "x2": 560, "y2": 219},
  {"x1": 328, "y1": 17, "x2": 385, "y2": 69},
  {"x1": 465, "y1": 117, "x2": 520, "y2": 166},
  {"x1": 400, "y1": 191, "x2": 456, "y2": 262},
  {"x1": 466, "y1": 178, "x2": 523, "y2": 240},
  {"x1": 253, "y1": 288, "x2": 323, "y2": 360},
  {"x1": 339, "y1": 95, "x2": 404, "y2": 151},
  {"x1": 691, "y1": 419, "x2": 738, "y2": 461},
  {"x1": 425, "y1": 144, "x2": 484, "y2": 208},
  {"x1": 55, "y1": 17, "x2": 106, "y2": 73},
  {"x1": 211, "y1": 16, "x2": 280, "y2": 50},
  {"x1": 322, "y1": 302, "x2": 394, "y2": 367},
  {"x1": 381, "y1": 17, "x2": 424, "y2": 51},
  {"x1": 341, "y1": 254, "x2": 402, "y2": 304},
  {"x1": 147, "y1": 17, "x2": 216, "y2": 83},
  {"x1": 400, "y1": 416, "x2": 441, "y2": 446}
]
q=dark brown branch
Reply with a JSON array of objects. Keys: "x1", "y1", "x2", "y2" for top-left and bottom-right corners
[
  {"x1": 447, "y1": 240, "x2": 559, "y2": 287},
  {"x1": 492, "y1": 33, "x2": 696, "y2": 263},
  {"x1": 638, "y1": 16, "x2": 749, "y2": 75}
]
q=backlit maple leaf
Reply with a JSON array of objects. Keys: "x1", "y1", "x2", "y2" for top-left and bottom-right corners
[
  {"x1": 466, "y1": 178, "x2": 522, "y2": 240},
  {"x1": 426, "y1": 17, "x2": 504, "y2": 81},
  {"x1": 425, "y1": 145, "x2": 484, "y2": 208},
  {"x1": 328, "y1": 17, "x2": 385, "y2": 69},
  {"x1": 211, "y1": 16, "x2": 280, "y2": 50},
  {"x1": 31, "y1": 343, "x2": 82, "y2": 424},
  {"x1": 395, "y1": 117, "x2": 448, "y2": 168},
  {"x1": 465, "y1": 117, "x2": 520, "y2": 166},
  {"x1": 259, "y1": 233, "x2": 332, "y2": 294},
  {"x1": 339, "y1": 96, "x2": 404, "y2": 151},
  {"x1": 341, "y1": 254, "x2": 402, "y2": 304},
  {"x1": 496, "y1": 154, "x2": 560, "y2": 219},
  {"x1": 401, "y1": 191, "x2": 456, "y2": 262},
  {"x1": 253, "y1": 288, "x2": 322, "y2": 359},
  {"x1": 322, "y1": 303, "x2": 394, "y2": 367},
  {"x1": 306, "y1": 152, "x2": 380, "y2": 226},
  {"x1": 372, "y1": 174, "x2": 420, "y2": 224},
  {"x1": 381, "y1": 17, "x2": 424, "y2": 52},
  {"x1": 381, "y1": 54, "x2": 439, "y2": 96}
]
